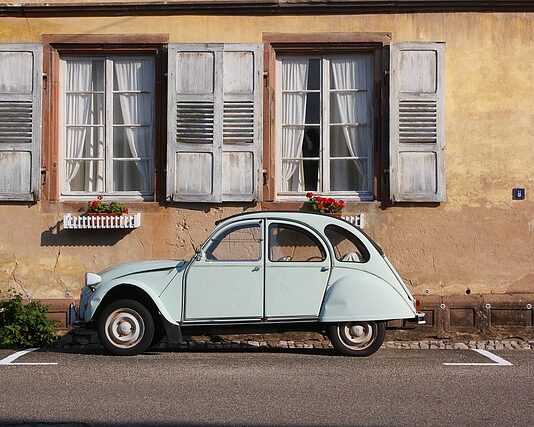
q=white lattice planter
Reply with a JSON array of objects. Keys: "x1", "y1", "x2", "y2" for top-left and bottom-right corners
[
  {"x1": 63, "y1": 213, "x2": 141, "y2": 229},
  {"x1": 341, "y1": 213, "x2": 365, "y2": 228}
]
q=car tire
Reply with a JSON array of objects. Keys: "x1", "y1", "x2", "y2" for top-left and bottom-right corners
[
  {"x1": 97, "y1": 299, "x2": 155, "y2": 356},
  {"x1": 328, "y1": 321, "x2": 385, "y2": 357}
]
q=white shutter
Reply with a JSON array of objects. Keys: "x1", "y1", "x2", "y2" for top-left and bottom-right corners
[
  {"x1": 0, "y1": 44, "x2": 42, "y2": 201},
  {"x1": 221, "y1": 44, "x2": 262, "y2": 201},
  {"x1": 167, "y1": 44, "x2": 222, "y2": 202},
  {"x1": 167, "y1": 43, "x2": 262, "y2": 203},
  {"x1": 390, "y1": 42, "x2": 445, "y2": 202}
]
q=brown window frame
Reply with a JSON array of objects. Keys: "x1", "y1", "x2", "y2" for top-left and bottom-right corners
[
  {"x1": 41, "y1": 34, "x2": 168, "y2": 203},
  {"x1": 262, "y1": 33, "x2": 390, "y2": 204}
]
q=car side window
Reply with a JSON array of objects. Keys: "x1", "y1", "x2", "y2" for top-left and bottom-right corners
[
  {"x1": 205, "y1": 224, "x2": 261, "y2": 261},
  {"x1": 269, "y1": 223, "x2": 326, "y2": 262},
  {"x1": 324, "y1": 225, "x2": 370, "y2": 263}
]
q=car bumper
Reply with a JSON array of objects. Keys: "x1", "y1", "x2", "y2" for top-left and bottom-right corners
[
  {"x1": 69, "y1": 303, "x2": 85, "y2": 327},
  {"x1": 404, "y1": 312, "x2": 426, "y2": 328}
]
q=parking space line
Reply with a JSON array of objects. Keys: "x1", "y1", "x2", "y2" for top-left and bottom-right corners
[
  {"x1": 0, "y1": 348, "x2": 58, "y2": 366},
  {"x1": 444, "y1": 349, "x2": 513, "y2": 366}
]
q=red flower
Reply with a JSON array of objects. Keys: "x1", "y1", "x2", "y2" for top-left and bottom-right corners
[
  {"x1": 306, "y1": 192, "x2": 313, "y2": 198},
  {"x1": 123, "y1": 207, "x2": 128, "y2": 214},
  {"x1": 91, "y1": 201, "x2": 99, "y2": 207}
]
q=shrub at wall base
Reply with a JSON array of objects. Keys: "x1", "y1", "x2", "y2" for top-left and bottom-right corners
[{"x1": 0, "y1": 291, "x2": 58, "y2": 348}]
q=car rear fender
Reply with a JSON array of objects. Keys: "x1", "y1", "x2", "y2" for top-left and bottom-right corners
[{"x1": 319, "y1": 272, "x2": 417, "y2": 323}]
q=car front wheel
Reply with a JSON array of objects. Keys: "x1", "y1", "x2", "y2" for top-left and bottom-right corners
[
  {"x1": 328, "y1": 321, "x2": 385, "y2": 357},
  {"x1": 97, "y1": 299, "x2": 155, "y2": 356}
]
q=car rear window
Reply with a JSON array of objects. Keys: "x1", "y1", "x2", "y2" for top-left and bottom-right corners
[{"x1": 324, "y1": 225, "x2": 370, "y2": 263}]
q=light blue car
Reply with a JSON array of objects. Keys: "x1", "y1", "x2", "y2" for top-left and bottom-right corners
[{"x1": 71, "y1": 211, "x2": 424, "y2": 356}]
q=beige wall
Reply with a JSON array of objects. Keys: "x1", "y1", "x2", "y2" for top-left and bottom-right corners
[{"x1": 0, "y1": 12, "x2": 533, "y2": 300}]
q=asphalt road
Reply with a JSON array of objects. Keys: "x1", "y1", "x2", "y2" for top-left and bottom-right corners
[{"x1": 0, "y1": 347, "x2": 533, "y2": 426}]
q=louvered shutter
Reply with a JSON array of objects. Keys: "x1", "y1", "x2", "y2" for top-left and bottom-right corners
[
  {"x1": 390, "y1": 42, "x2": 445, "y2": 202},
  {"x1": 167, "y1": 44, "x2": 221, "y2": 202},
  {"x1": 0, "y1": 44, "x2": 42, "y2": 201},
  {"x1": 221, "y1": 44, "x2": 262, "y2": 201},
  {"x1": 167, "y1": 43, "x2": 262, "y2": 203}
]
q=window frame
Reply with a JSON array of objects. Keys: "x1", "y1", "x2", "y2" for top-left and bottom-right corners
[
  {"x1": 59, "y1": 54, "x2": 156, "y2": 199},
  {"x1": 41, "y1": 35, "x2": 168, "y2": 203},
  {"x1": 275, "y1": 53, "x2": 375, "y2": 200},
  {"x1": 262, "y1": 33, "x2": 390, "y2": 204}
]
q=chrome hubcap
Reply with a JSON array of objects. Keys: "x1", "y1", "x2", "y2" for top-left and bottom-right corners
[
  {"x1": 349, "y1": 325, "x2": 365, "y2": 337},
  {"x1": 338, "y1": 322, "x2": 374, "y2": 350},
  {"x1": 105, "y1": 308, "x2": 145, "y2": 349}
]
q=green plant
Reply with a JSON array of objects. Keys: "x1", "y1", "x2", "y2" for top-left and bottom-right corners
[
  {"x1": 306, "y1": 192, "x2": 345, "y2": 213},
  {"x1": 0, "y1": 291, "x2": 58, "y2": 348},
  {"x1": 87, "y1": 195, "x2": 128, "y2": 214}
]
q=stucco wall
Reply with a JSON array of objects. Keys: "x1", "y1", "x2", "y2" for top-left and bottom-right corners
[{"x1": 0, "y1": 12, "x2": 533, "y2": 300}]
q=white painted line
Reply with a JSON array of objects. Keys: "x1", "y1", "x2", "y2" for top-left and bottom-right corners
[
  {"x1": 474, "y1": 349, "x2": 513, "y2": 365},
  {"x1": 5, "y1": 362, "x2": 59, "y2": 366},
  {"x1": 444, "y1": 349, "x2": 513, "y2": 366},
  {"x1": 0, "y1": 348, "x2": 58, "y2": 366}
]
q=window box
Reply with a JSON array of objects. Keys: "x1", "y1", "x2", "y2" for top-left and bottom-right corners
[
  {"x1": 63, "y1": 213, "x2": 141, "y2": 229},
  {"x1": 340, "y1": 213, "x2": 365, "y2": 228}
]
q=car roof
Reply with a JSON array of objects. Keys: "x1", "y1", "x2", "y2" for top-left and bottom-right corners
[
  {"x1": 215, "y1": 210, "x2": 355, "y2": 228},
  {"x1": 214, "y1": 211, "x2": 384, "y2": 255}
]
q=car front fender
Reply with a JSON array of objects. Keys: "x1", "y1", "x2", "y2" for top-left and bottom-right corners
[
  {"x1": 319, "y1": 272, "x2": 416, "y2": 323},
  {"x1": 84, "y1": 279, "x2": 179, "y2": 326}
]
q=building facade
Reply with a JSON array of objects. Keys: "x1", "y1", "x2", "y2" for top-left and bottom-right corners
[{"x1": 1, "y1": 0, "x2": 534, "y2": 337}]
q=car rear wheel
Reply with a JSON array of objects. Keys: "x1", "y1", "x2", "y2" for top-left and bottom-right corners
[
  {"x1": 328, "y1": 321, "x2": 385, "y2": 357},
  {"x1": 97, "y1": 299, "x2": 154, "y2": 356}
]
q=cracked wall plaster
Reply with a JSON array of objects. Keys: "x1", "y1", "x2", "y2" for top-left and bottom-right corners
[{"x1": 1, "y1": 12, "x2": 534, "y2": 299}]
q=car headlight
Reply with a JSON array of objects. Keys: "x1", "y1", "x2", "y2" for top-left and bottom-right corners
[{"x1": 85, "y1": 272, "x2": 102, "y2": 290}]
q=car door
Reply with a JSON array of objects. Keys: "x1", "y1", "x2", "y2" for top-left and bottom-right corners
[
  {"x1": 264, "y1": 220, "x2": 331, "y2": 319},
  {"x1": 184, "y1": 220, "x2": 264, "y2": 321}
]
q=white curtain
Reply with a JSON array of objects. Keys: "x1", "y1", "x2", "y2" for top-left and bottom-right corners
[
  {"x1": 331, "y1": 57, "x2": 371, "y2": 191},
  {"x1": 281, "y1": 58, "x2": 309, "y2": 192},
  {"x1": 65, "y1": 61, "x2": 92, "y2": 191},
  {"x1": 114, "y1": 59, "x2": 153, "y2": 191}
]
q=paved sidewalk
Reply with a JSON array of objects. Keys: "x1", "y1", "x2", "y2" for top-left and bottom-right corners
[{"x1": 55, "y1": 331, "x2": 534, "y2": 352}]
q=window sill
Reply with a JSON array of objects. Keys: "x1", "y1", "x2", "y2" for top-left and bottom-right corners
[{"x1": 63, "y1": 213, "x2": 141, "y2": 229}]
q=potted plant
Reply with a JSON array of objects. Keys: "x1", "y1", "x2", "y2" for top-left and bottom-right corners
[
  {"x1": 306, "y1": 192, "x2": 345, "y2": 215},
  {"x1": 86, "y1": 195, "x2": 128, "y2": 216}
]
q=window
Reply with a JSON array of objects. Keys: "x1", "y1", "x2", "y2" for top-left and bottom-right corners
[
  {"x1": 206, "y1": 224, "x2": 262, "y2": 261},
  {"x1": 264, "y1": 35, "x2": 446, "y2": 204},
  {"x1": 324, "y1": 225, "x2": 369, "y2": 263},
  {"x1": 277, "y1": 54, "x2": 374, "y2": 200},
  {"x1": 269, "y1": 223, "x2": 326, "y2": 262},
  {"x1": 60, "y1": 56, "x2": 155, "y2": 197}
]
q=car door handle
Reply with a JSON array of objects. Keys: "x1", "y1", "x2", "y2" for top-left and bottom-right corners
[
  {"x1": 252, "y1": 265, "x2": 261, "y2": 272},
  {"x1": 321, "y1": 267, "x2": 330, "y2": 272}
]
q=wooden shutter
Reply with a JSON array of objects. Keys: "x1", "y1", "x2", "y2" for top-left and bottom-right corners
[
  {"x1": 0, "y1": 44, "x2": 42, "y2": 201},
  {"x1": 390, "y1": 42, "x2": 445, "y2": 202},
  {"x1": 167, "y1": 43, "x2": 262, "y2": 203}
]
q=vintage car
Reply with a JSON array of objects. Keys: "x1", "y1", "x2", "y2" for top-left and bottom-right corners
[{"x1": 71, "y1": 211, "x2": 424, "y2": 356}]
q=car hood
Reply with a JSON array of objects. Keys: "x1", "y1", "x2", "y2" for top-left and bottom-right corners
[{"x1": 98, "y1": 259, "x2": 187, "y2": 282}]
